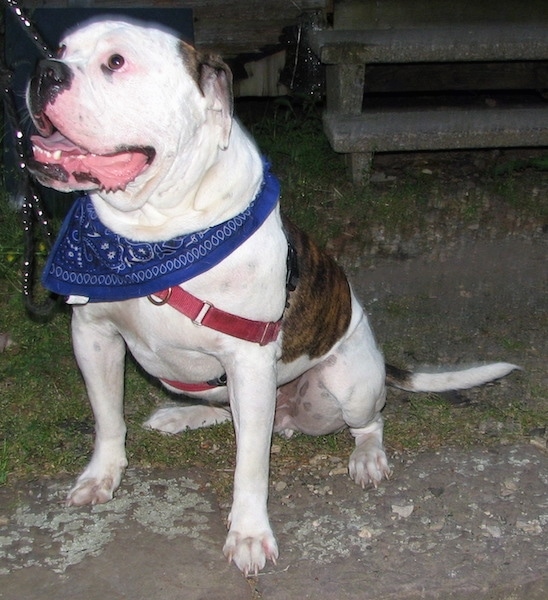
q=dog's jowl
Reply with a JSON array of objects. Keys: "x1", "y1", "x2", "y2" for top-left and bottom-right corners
[{"x1": 26, "y1": 19, "x2": 518, "y2": 574}]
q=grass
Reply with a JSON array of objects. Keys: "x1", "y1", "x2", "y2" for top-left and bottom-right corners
[
  {"x1": 0, "y1": 203, "x2": 27, "y2": 293},
  {"x1": 0, "y1": 98, "x2": 546, "y2": 488},
  {"x1": 382, "y1": 389, "x2": 543, "y2": 453},
  {"x1": 0, "y1": 440, "x2": 8, "y2": 484}
]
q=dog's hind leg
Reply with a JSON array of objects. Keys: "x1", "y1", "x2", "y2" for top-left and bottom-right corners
[
  {"x1": 338, "y1": 315, "x2": 390, "y2": 487},
  {"x1": 276, "y1": 309, "x2": 390, "y2": 488},
  {"x1": 144, "y1": 405, "x2": 232, "y2": 434},
  {"x1": 335, "y1": 316, "x2": 391, "y2": 487}
]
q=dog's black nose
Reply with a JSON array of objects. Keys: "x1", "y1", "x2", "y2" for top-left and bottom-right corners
[
  {"x1": 37, "y1": 59, "x2": 73, "y2": 91},
  {"x1": 28, "y1": 59, "x2": 73, "y2": 135}
]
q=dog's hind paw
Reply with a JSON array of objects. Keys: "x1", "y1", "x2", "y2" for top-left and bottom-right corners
[
  {"x1": 144, "y1": 405, "x2": 232, "y2": 434},
  {"x1": 223, "y1": 530, "x2": 279, "y2": 575},
  {"x1": 348, "y1": 446, "x2": 391, "y2": 488},
  {"x1": 348, "y1": 423, "x2": 391, "y2": 488}
]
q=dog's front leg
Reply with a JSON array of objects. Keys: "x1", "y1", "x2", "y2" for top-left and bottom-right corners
[
  {"x1": 222, "y1": 345, "x2": 279, "y2": 575},
  {"x1": 67, "y1": 308, "x2": 128, "y2": 506}
]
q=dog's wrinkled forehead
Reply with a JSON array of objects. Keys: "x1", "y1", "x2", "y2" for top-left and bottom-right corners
[
  {"x1": 58, "y1": 20, "x2": 221, "y2": 100},
  {"x1": 58, "y1": 20, "x2": 190, "y2": 81},
  {"x1": 61, "y1": 19, "x2": 177, "y2": 53}
]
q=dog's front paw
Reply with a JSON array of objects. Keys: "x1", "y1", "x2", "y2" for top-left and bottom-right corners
[
  {"x1": 67, "y1": 476, "x2": 117, "y2": 506},
  {"x1": 67, "y1": 458, "x2": 127, "y2": 506},
  {"x1": 223, "y1": 529, "x2": 279, "y2": 575}
]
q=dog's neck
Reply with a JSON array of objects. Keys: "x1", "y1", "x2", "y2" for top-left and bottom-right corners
[{"x1": 89, "y1": 120, "x2": 264, "y2": 242}]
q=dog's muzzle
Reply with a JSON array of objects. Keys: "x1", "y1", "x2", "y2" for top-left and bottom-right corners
[{"x1": 28, "y1": 59, "x2": 73, "y2": 136}]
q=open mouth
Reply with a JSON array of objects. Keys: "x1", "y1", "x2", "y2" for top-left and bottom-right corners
[{"x1": 29, "y1": 119, "x2": 155, "y2": 193}]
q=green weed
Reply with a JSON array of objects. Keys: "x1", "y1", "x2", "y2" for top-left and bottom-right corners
[
  {"x1": 0, "y1": 440, "x2": 8, "y2": 484},
  {"x1": 493, "y1": 155, "x2": 548, "y2": 175}
]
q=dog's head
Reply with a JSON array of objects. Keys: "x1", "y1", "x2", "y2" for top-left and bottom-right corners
[{"x1": 26, "y1": 20, "x2": 234, "y2": 199}]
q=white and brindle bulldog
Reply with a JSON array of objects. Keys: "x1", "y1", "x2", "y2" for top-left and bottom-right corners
[{"x1": 26, "y1": 20, "x2": 518, "y2": 574}]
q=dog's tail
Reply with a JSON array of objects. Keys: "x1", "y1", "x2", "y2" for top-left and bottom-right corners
[{"x1": 386, "y1": 362, "x2": 519, "y2": 393}]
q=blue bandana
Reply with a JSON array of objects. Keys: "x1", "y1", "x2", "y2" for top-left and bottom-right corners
[{"x1": 42, "y1": 161, "x2": 280, "y2": 302}]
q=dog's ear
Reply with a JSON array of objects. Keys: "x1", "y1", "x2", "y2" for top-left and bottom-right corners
[
  {"x1": 181, "y1": 43, "x2": 234, "y2": 150},
  {"x1": 199, "y1": 55, "x2": 234, "y2": 150}
]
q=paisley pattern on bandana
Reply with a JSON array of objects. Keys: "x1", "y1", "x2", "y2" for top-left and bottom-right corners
[{"x1": 42, "y1": 160, "x2": 280, "y2": 302}]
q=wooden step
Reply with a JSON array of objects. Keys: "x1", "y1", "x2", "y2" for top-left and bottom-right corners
[
  {"x1": 310, "y1": 25, "x2": 548, "y2": 65},
  {"x1": 324, "y1": 106, "x2": 548, "y2": 153}
]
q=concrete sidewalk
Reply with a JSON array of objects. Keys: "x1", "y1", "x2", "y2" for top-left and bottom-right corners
[{"x1": 1, "y1": 444, "x2": 546, "y2": 600}]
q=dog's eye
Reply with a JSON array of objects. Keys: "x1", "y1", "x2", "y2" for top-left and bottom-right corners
[
  {"x1": 106, "y1": 54, "x2": 125, "y2": 71},
  {"x1": 55, "y1": 45, "x2": 66, "y2": 59}
]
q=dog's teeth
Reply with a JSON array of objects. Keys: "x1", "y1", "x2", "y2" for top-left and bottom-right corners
[{"x1": 53, "y1": 150, "x2": 62, "y2": 160}]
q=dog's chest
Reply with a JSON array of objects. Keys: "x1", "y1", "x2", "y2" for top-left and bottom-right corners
[{"x1": 99, "y1": 297, "x2": 228, "y2": 381}]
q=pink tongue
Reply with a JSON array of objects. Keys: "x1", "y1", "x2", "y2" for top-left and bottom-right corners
[
  {"x1": 31, "y1": 133, "x2": 150, "y2": 192},
  {"x1": 33, "y1": 131, "x2": 80, "y2": 153}
]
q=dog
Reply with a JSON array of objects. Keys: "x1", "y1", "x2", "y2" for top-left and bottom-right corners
[{"x1": 26, "y1": 19, "x2": 518, "y2": 574}]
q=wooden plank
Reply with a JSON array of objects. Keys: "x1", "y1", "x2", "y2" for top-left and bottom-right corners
[
  {"x1": 323, "y1": 106, "x2": 548, "y2": 153},
  {"x1": 26, "y1": 0, "x2": 325, "y2": 13},
  {"x1": 310, "y1": 25, "x2": 548, "y2": 65},
  {"x1": 334, "y1": 0, "x2": 548, "y2": 30}
]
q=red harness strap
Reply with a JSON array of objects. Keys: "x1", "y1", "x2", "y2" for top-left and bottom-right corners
[
  {"x1": 160, "y1": 379, "x2": 221, "y2": 393},
  {"x1": 149, "y1": 286, "x2": 282, "y2": 345},
  {"x1": 149, "y1": 286, "x2": 282, "y2": 394}
]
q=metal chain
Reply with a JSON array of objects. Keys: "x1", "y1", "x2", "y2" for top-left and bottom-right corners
[
  {"x1": 2, "y1": 0, "x2": 58, "y2": 318},
  {"x1": 3, "y1": 0, "x2": 53, "y2": 58}
]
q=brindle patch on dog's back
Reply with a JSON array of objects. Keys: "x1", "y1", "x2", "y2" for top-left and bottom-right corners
[{"x1": 281, "y1": 218, "x2": 352, "y2": 363}]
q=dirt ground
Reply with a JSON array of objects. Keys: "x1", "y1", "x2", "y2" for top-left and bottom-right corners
[{"x1": 352, "y1": 236, "x2": 546, "y2": 404}]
